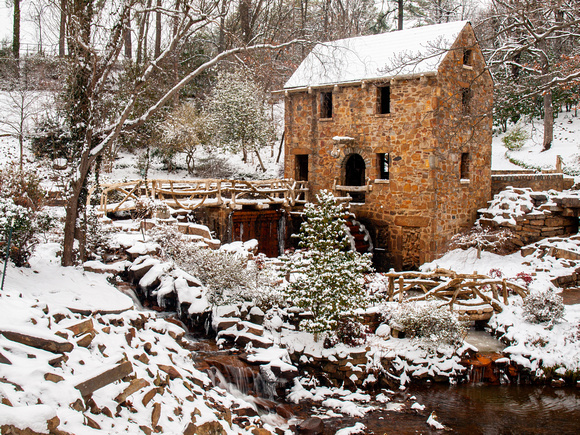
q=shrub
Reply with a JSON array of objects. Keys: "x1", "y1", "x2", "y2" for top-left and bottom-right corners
[
  {"x1": 0, "y1": 166, "x2": 45, "y2": 210},
  {"x1": 502, "y1": 126, "x2": 528, "y2": 151},
  {"x1": 0, "y1": 198, "x2": 53, "y2": 266},
  {"x1": 78, "y1": 206, "x2": 114, "y2": 260},
  {"x1": 151, "y1": 225, "x2": 281, "y2": 308},
  {"x1": 522, "y1": 288, "x2": 564, "y2": 326},
  {"x1": 387, "y1": 301, "x2": 466, "y2": 346},
  {"x1": 336, "y1": 318, "x2": 369, "y2": 347}
]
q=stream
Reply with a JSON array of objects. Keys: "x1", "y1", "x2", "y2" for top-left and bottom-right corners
[{"x1": 120, "y1": 284, "x2": 580, "y2": 434}]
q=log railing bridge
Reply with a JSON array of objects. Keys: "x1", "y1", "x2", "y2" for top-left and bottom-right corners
[
  {"x1": 376, "y1": 268, "x2": 530, "y2": 321},
  {"x1": 89, "y1": 179, "x2": 310, "y2": 215}
]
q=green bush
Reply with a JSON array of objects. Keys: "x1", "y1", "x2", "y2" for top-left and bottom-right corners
[{"x1": 502, "y1": 126, "x2": 528, "y2": 151}]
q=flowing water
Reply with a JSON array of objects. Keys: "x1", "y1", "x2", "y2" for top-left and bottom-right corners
[{"x1": 119, "y1": 281, "x2": 580, "y2": 434}]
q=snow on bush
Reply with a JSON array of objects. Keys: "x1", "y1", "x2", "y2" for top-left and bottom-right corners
[
  {"x1": 386, "y1": 301, "x2": 466, "y2": 346},
  {"x1": 522, "y1": 288, "x2": 565, "y2": 326},
  {"x1": 0, "y1": 197, "x2": 53, "y2": 266},
  {"x1": 283, "y1": 190, "x2": 374, "y2": 338},
  {"x1": 151, "y1": 224, "x2": 282, "y2": 308}
]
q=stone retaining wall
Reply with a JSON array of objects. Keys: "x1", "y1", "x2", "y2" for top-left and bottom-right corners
[{"x1": 491, "y1": 173, "x2": 574, "y2": 196}]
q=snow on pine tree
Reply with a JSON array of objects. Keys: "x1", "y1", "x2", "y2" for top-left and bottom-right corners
[
  {"x1": 207, "y1": 70, "x2": 275, "y2": 171},
  {"x1": 284, "y1": 190, "x2": 374, "y2": 338}
]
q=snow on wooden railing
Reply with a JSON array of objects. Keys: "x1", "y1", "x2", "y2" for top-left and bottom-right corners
[
  {"x1": 377, "y1": 268, "x2": 529, "y2": 316},
  {"x1": 88, "y1": 179, "x2": 310, "y2": 214}
]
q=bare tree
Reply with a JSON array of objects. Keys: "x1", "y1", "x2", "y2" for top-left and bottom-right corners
[
  {"x1": 58, "y1": 0, "x2": 305, "y2": 266},
  {"x1": 0, "y1": 75, "x2": 43, "y2": 170},
  {"x1": 479, "y1": 0, "x2": 580, "y2": 151}
]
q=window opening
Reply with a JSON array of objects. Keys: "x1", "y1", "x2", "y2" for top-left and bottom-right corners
[
  {"x1": 295, "y1": 154, "x2": 309, "y2": 181},
  {"x1": 345, "y1": 153, "x2": 366, "y2": 202},
  {"x1": 463, "y1": 49, "x2": 472, "y2": 66},
  {"x1": 320, "y1": 91, "x2": 333, "y2": 118},
  {"x1": 377, "y1": 153, "x2": 389, "y2": 180},
  {"x1": 461, "y1": 87, "x2": 471, "y2": 114},
  {"x1": 378, "y1": 86, "x2": 390, "y2": 114},
  {"x1": 460, "y1": 152, "x2": 469, "y2": 179}
]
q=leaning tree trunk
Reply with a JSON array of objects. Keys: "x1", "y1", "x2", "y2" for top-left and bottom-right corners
[{"x1": 62, "y1": 152, "x2": 92, "y2": 266}]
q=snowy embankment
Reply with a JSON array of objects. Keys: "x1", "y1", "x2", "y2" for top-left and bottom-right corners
[
  {"x1": 493, "y1": 112, "x2": 580, "y2": 178},
  {"x1": 423, "y1": 237, "x2": 580, "y2": 380},
  {"x1": 0, "y1": 244, "x2": 288, "y2": 434}
]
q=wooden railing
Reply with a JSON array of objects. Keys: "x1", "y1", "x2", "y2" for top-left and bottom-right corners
[
  {"x1": 88, "y1": 179, "x2": 309, "y2": 214},
  {"x1": 376, "y1": 268, "x2": 529, "y2": 317}
]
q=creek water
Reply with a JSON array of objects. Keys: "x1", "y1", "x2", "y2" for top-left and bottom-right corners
[{"x1": 119, "y1": 284, "x2": 580, "y2": 434}]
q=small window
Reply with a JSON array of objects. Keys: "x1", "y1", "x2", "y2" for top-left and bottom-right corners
[
  {"x1": 461, "y1": 87, "x2": 472, "y2": 114},
  {"x1": 296, "y1": 154, "x2": 308, "y2": 181},
  {"x1": 460, "y1": 152, "x2": 469, "y2": 179},
  {"x1": 463, "y1": 49, "x2": 472, "y2": 66},
  {"x1": 377, "y1": 153, "x2": 389, "y2": 180},
  {"x1": 378, "y1": 86, "x2": 390, "y2": 114},
  {"x1": 320, "y1": 92, "x2": 332, "y2": 118}
]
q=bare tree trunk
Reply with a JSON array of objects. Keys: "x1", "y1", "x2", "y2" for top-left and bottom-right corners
[
  {"x1": 543, "y1": 90, "x2": 553, "y2": 151},
  {"x1": 239, "y1": 0, "x2": 251, "y2": 43},
  {"x1": 155, "y1": 0, "x2": 162, "y2": 57},
  {"x1": 255, "y1": 149, "x2": 265, "y2": 171},
  {"x1": 218, "y1": 0, "x2": 226, "y2": 52},
  {"x1": 13, "y1": 0, "x2": 20, "y2": 58},
  {"x1": 136, "y1": 0, "x2": 152, "y2": 64},
  {"x1": 124, "y1": 21, "x2": 132, "y2": 59},
  {"x1": 397, "y1": 0, "x2": 403, "y2": 30}
]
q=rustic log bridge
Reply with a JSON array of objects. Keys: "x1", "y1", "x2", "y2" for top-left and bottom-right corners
[
  {"x1": 380, "y1": 268, "x2": 529, "y2": 319},
  {"x1": 88, "y1": 178, "x2": 310, "y2": 215}
]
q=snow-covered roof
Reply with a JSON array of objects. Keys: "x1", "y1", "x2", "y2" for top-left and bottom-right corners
[{"x1": 285, "y1": 21, "x2": 469, "y2": 89}]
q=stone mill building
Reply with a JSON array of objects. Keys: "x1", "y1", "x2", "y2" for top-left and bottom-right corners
[{"x1": 282, "y1": 21, "x2": 494, "y2": 270}]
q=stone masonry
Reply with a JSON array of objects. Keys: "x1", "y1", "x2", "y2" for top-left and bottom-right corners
[{"x1": 284, "y1": 23, "x2": 493, "y2": 270}]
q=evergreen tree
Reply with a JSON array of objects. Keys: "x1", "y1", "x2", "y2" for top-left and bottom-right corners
[
  {"x1": 208, "y1": 70, "x2": 275, "y2": 170},
  {"x1": 284, "y1": 190, "x2": 374, "y2": 337}
]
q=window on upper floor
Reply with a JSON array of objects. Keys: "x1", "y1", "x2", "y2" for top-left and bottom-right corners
[
  {"x1": 463, "y1": 49, "x2": 472, "y2": 66},
  {"x1": 320, "y1": 91, "x2": 333, "y2": 118},
  {"x1": 460, "y1": 152, "x2": 470, "y2": 179},
  {"x1": 377, "y1": 153, "x2": 390, "y2": 180},
  {"x1": 377, "y1": 86, "x2": 391, "y2": 114},
  {"x1": 461, "y1": 87, "x2": 472, "y2": 114}
]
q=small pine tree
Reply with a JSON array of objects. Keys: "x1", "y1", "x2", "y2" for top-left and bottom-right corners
[{"x1": 284, "y1": 190, "x2": 374, "y2": 337}]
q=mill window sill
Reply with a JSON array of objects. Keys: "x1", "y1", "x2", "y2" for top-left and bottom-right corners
[{"x1": 460, "y1": 178, "x2": 470, "y2": 185}]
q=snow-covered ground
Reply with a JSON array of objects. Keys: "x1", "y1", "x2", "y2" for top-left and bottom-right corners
[
  {"x1": 1, "y1": 104, "x2": 580, "y2": 432},
  {"x1": 492, "y1": 111, "x2": 580, "y2": 179}
]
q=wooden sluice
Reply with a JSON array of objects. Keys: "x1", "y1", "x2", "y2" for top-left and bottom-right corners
[{"x1": 89, "y1": 178, "x2": 310, "y2": 215}]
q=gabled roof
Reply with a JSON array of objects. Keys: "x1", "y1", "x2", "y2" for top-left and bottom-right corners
[{"x1": 284, "y1": 21, "x2": 469, "y2": 90}]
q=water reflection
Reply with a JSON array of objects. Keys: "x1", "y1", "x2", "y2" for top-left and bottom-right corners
[{"x1": 411, "y1": 384, "x2": 580, "y2": 434}]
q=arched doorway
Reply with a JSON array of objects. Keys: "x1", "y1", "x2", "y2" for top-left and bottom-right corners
[{"x1": 345, "y1": 153, "x2": 366, "y2": 202}]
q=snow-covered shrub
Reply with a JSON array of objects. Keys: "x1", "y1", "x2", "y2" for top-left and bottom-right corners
[
  {"x1": 522, "y1": 288, "x2": 564, "y2": 326},
  {"x1": 0, "y1": 198, "x2": 53, "y2": 266},
  {"x1": 283, "y1": 190, "x2": 374, "y2": 337},
  {"x1": 78, "y1": 206, "x2": 114, "y2": 259},
  {"x1": 152, "y1": 225, "x2": 282, "y2": 308},
  {"x1": 386, "y1": 301, "x2": 466, "y2": 346},
  {"x1": 502, "y1": 126, "x2": 528, "y2": 150},
  {"x1": 336, "y1": 318, "x2": 370, "y2": 347},
  {"x1": 447, "y1": 226, "x2": 519, "y2": 255},
  {"x1": 0, "y1": 166, "x2": 46, "y2": 209}
]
